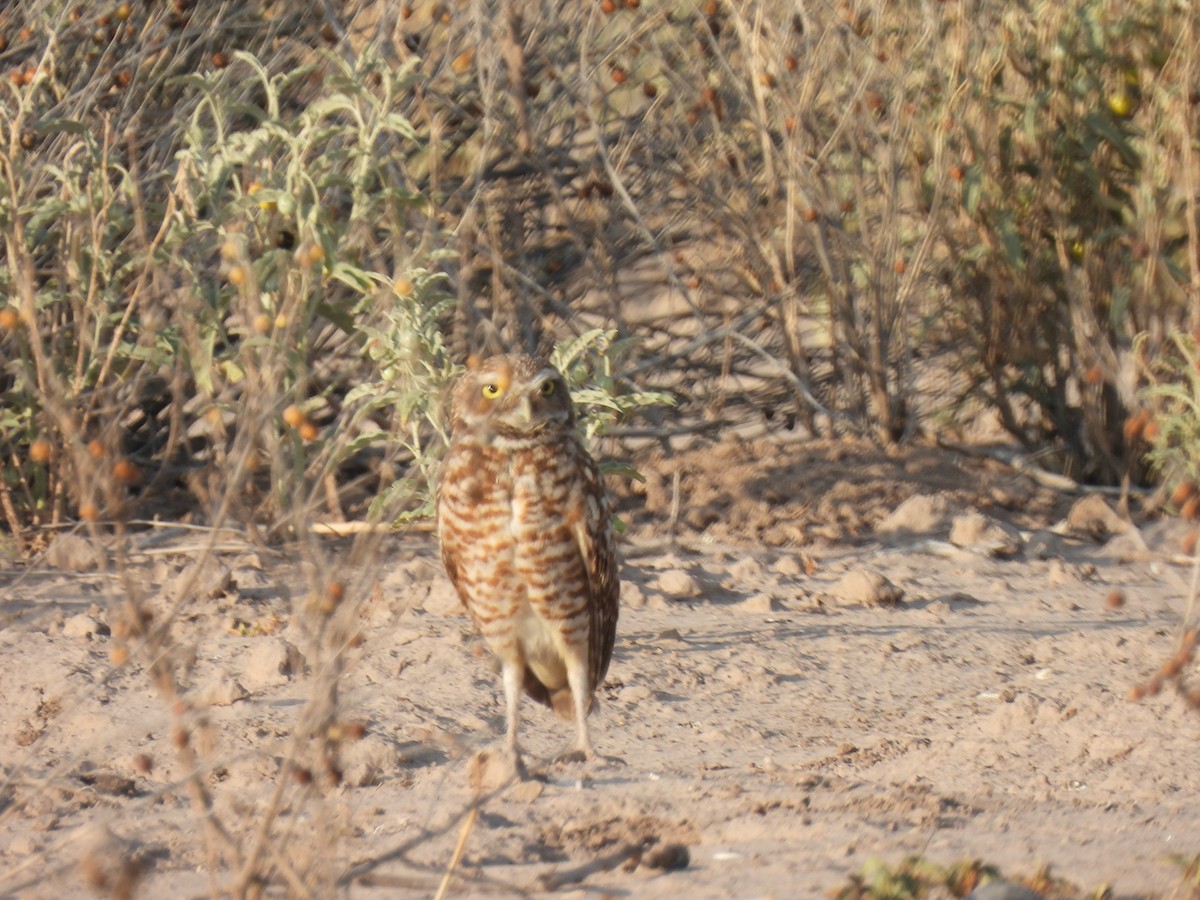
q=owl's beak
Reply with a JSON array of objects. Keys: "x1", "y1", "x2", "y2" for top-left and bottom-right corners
[{"x1": 513, "y1": 395, "x2": 534, "y2": 427}]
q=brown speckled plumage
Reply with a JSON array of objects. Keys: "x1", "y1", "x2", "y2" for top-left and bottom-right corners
[{"x1": 436, "y1": 354, "x2": 619, "y2": 772}]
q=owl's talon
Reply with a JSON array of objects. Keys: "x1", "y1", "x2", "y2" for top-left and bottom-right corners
[{"x1": 552, "y1": 748, "x2": 589, "y2": 766}]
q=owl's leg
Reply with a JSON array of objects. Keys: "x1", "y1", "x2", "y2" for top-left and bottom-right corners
[
  {"x1": 552, "y1": 654, "x2": 594, "y2": 764},
  {"x1": 500, "y1": 660, "x2": 528, "y2": 779}
]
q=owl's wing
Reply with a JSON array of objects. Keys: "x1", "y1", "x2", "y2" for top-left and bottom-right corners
[{"x1": 571, "y1": 451, "x2": 620, "y2": 693}]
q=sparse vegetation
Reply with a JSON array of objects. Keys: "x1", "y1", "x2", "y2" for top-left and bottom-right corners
[{"x1": 3, "y1": 0, "x2": 1200, "y2": 895}]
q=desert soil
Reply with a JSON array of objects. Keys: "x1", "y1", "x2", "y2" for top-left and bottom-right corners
[{"x1": 2, "y1": 435, "x2": 1200, "y2": 898}]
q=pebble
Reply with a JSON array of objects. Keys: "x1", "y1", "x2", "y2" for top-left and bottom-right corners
[
  {"x1": 875, "y1": 494, "x2": 949, "y2": 537},
  {"x1": 829, "y1": 570, "x2": 904, "y2": 607},
  {"x1": 238, "y1": 637, "x2": 303, "y2": 691},
  {"x1": 46, "y1": 534, "x2": 101, "y2": 572},
  {"x1": 949, "y1": 512, "x2": 1024, "y2": 558},
  {"x1": 656, "y1": 569, "x2": 701, "y2": 599},
  {"x1": 63, "y1": 614, "x2": 109, "y2": 641},
  {"x1": 740, "y1": 593, "x2": 781, "y2": 612}
]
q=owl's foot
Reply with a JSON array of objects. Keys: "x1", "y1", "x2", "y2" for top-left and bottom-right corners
[
  {"x1": 550, "y1": 747, "x2": 626, "y2": 769},
  {"x1": 552, "y1": 748, "x2": 588, "y2": 766}
]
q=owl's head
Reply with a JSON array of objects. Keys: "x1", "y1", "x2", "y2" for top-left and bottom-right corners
[{"x1": 450, "y1": 353, "x2": 574, "y2": 440}]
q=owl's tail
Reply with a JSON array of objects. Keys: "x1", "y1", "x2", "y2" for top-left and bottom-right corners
[{"x1": 522, "y1": 667, "x2": 594, "y2": 721}]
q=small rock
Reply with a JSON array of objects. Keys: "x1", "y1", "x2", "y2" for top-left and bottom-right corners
[
  {"x1": 8, "y1": 834, "x2": 37, "y2": 856},
  {"x1": 510, "y1": 779, "x2": 544, "y2": 802},
  {"x1": 1101, "y1": 527, "x2": 1152, "y2": 563},
  {"x1": 471, "y1": 749, "x2": 519, "y2": 791},
  {"x1": 949, "y1": 512, "x2": 1023, "y2": 558},
  {"x1": 829, "y1": 570, "x2": 904, "y2": 607},
  {"x1": 172, "y1": 562, "x2": 234, "y2": 602},
  {"x1": 239, "y1": 638, "x2": 304, "y2": 691},
  {"x1": 772, "y1": 555, "x2": 803, "y2": 577},
  {"x1": 193, "y1": 677, "x2": 249, "y2": 707},
  {"x1": 967, "y1": 881, "x2": 1042, "y2": 900},
  {"x1": 1066, "y1": 494, "x2": 1129, "y2": 539},
  {"x1": 656, "y1": 569, "x2": 701, "y2": 599},
  {"x1": 643, "y1": 843, "x2": 689, "y2": 871},
  {"x1": 63, "y1": 614, "x2": 110, "y2": 641},
  {"x1": 77, "y1": 824, "x2": 141, "y2": 897},
  {"x1": 875, "y1": 494, "x2": 949, "y2": 537},
  {"x1": 339, "y1": 734, "x2": 402, "y2": 787},
  {"x1": 1024, "y1": 531, "x2": 1067, "y2": 560},
  {"x1": 78, "y1": 771, "x2": 139, "y2": 797},
  {"x1": 232, "y1": 552, "x2": 264, "y2": 571},
  {"x1": 727, "y1": 558, "x2": 764, "y2": 582},
  {"x1": 621, "y1": 581, "x2": 647, "y2": 609},
  {"x1": 927, "y1": 592, "x2": 982, "y2": 613},
  {"x1": 46, "y1": 534, "x2": 101, "y2": 572},
  {"x1": 740, "y1": 593, "x2": 781, "y2": 613}
]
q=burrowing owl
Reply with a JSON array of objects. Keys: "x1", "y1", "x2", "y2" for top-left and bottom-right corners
[{"x1": 436, "y1": 354, "x2": 619, "y2": 775}]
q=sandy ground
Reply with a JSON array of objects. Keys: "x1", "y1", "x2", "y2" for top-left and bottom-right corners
[{"x1": 2, "y1": 436, "x2": 1200, "y2": 898}]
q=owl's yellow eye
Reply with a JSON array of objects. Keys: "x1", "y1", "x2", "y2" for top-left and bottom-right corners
[
  {"x1": 540, "y1": 380, "x2": 556, "y2": 397},
  {"x1": 481, "y1": 383, "x2": 503, "y2": 399}
]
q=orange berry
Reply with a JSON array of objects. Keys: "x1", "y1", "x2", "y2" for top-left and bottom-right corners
[
  {"x1": 785, "y1": 55, "x2": 798, "y2": 72},
  {"x1": 1142, "y1": 418, "x2": 1160, "y2": 442},
  {"x1": 109, "y1": 646, "x2": 130, "y2": 666},
  {"x1": 611, "y1": 66, "x2": 627, "y2": 84},
  {"x1": 327, "y1": 581, "x2": 345, "y2": 603},
  {"x1": 1173, "y1": 482, "x2": 1198, "y2": 508},
  {"x1": 80, "y1": 502, "x2": 100, "y2": 522},
  {"x1": 211, "y1": 51, "x2": 228, "y2": 68},
  {"x1": 299, "y1": 421, "x2": 319, "y2": 442},
  {"x1": 451, "y1": 48, "x2": 474, "y2": 75},
  {"x1": 115, "y1": 2, "x2": 132, "y2": 20},
  {"x1": 252, "y1": 313, "x2": 272, "y2": 334},
  {"x1": 893, "y1": 258, "x2": 907, "y2": 275},
  {"x1": 0, "y1": 307, "x2": 20, "y2": 330},
  {"x1": 113, "y1": 459, "x2": 141, "y2": 484},
  {"x1": 29, "y1": 439, "x2": 52, "y2": 464},
  {"x1": 1182, "y1": 495, "x2": 1200, "y2": 522},
  {"x1": 1127, "y1": 683, "x2": 1146, "y2": 701},
  {"x1": 1083, "y1": 365, "x2": 1105, "y2": 385},
  {"x1": 1123, "y1": 409, "x2": 1150, "y2": 442},
  {"x1": 1106, "y1": 589, "x2": 1125, "y2": 609},
  {"x1": 227, "y1": 265, "x2": 246, "y2": 286},
  {"x1": 282, "y1": 405, "x2": 306, "y2": 428},
  {"x1": 600, "y1": 0, "x2": 615, "y2": 11},
  {"x1": 1182, "y1": 530, "x2": 1199, "y2": 555},
  {"x1": 949, "y1": 164, "x2": 965, "y2": 182}
]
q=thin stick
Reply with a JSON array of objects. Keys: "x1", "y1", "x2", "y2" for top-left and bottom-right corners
[{"x1": 433, "y1": 805, "x2": 478, "y2": 900}]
